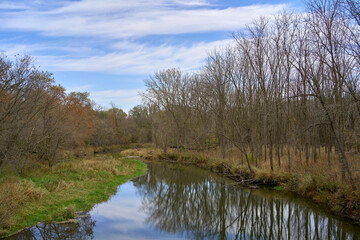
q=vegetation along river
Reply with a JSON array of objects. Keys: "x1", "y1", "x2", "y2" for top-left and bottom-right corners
[{"x1": 8, "y1": 162, "x2": 360, "y2": 239}]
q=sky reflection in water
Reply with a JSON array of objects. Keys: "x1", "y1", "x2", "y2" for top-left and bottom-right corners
[{"x1": 10, "y1": 162, "x2": 360, "y2": 240}]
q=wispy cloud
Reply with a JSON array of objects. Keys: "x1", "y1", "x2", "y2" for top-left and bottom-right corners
[
  {"x1": 0, "y1": 0, "x2": 296, "y2": 110},
  {"x1": 63, "y1": 85, "x2": 142, "y2": 111},
  {"x1": 32, "y1": 39, "x2": 233, "y2": 74},
  {"x1": 0, "y1": 1, "x2": 288, "y2": 38},
  {"x1": 0, "y1": 0, "x2": 291, "y2": 74},
  {"x1": 66, "y1": 84, "x2": 95, "y2": 93},
  {"x1": 90, "y1": 89, "x2": 144, "y2": 112},
  {"x1": 0, "y1": 2, "x2": 29, "y2": 10},
  {"x1": 0, "y1": 42, "x2": 101, "y2": 57}
]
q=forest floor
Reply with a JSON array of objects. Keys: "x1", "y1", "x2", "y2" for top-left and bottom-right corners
[
  {"x1": 0, "y1": 153, "x2": 146, "y2": 237},
  {"x1": 122, "y1": 147, "x2": 360, "y2": 224}
]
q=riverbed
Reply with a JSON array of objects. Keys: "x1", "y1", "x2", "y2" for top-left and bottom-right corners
[{"x1": 8, "y1": 162, "x2": 360, "y2": 239}]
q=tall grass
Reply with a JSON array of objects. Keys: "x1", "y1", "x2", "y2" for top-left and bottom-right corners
[
  {"x1": 122, "y1": 146, "x2": 360, "y2": 222},
  {"x1": 0, "y1": 153, "x2": 146, "y2": 237}
]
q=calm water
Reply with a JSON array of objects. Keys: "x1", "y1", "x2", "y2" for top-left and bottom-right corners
[{"x1": 9, "y1": 162, "x2": 360, "y2": 239}]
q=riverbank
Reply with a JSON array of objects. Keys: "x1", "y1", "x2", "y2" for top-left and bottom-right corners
[
  {"x1": 122, "y1": 147, "x2": 360, "y2": 223},
  {"x1": 0, "y1": 153, "x2": 146, "y2": 237}
]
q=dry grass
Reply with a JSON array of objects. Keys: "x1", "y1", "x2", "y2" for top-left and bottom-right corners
[
  {"x1": 121, "y1": 148, "x2": 163, "y2": 159},
  {"x1": 0, "y1": 153, "x2": 146, "y2": 237},
  {"x1": 122, "y1": 146, "x2": 360, "y2": 221},
  {"x1": 193, "y1": 146, "x2": 360, "y2": 187},
  {"x1": 122, "y1": 146, "x2": 360, "y2": 184},
  {"x1": 0, "y1": 178, "x2": 48, "y2": 229}
]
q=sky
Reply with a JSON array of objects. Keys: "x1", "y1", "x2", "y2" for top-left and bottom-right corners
[{"x1": 0, "y1": 0, "x2": 305, "y2": 113}]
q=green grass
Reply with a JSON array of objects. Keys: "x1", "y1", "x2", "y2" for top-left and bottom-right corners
[
  {"x1": 273, "y1": 186, "x2": 285, "y2": 191},
  {"x1": 0, "y1": 154, "x2": 146, "y2": 237}
]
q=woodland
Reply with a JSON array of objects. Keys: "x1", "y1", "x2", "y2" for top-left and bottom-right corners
[
  {"x1": 0, "y1": 0, "x2": 360, "y2": 227},
  {"x1": 141, "y1": 0, "x2": 360, "y2": 191}
]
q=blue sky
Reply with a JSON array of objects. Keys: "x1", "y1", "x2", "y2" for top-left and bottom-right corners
[{"x1": 0, "y1": 0, "x2": 305, "y2": 112}]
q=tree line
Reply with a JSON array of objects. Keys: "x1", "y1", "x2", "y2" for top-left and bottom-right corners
[
  {"x1": 140, "y1": 0, "x2": 360, "y2": 190},
  {"x1": 1, "y1": 0, "x2": 358, "y2": 190},
  {"x1": 0, "y1": 54, "x2": 147, "y2": 173}
]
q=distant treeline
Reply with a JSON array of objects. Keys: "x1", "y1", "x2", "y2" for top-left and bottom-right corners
[
  {"x1": 0, "y1": 54, "x2": 149, "y2": 172},
  {"x1": 138, "y1": 0, "x2": 360, "y2": 190}
]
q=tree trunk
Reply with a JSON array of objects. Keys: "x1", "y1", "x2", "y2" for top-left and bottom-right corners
[
  {"x1": 276, "y1": 143, "x2": 281, "y2": 168},
  {"x1": 305, "y1": 143, "x2": 310, "y2": 165},
  {"x1": 327, "y1": 144, "x2": 331, "y2": 167},
  {"x1": 163, "y1": 143, "x2": 167, "y2": 154},
  {"x1": 312, "y1": 145, "x2": 317, "y2": 162},
  {"x1": 244, "y1": 153, "x2": 254, "y2": 174},
  {"x1": 269, "y1": 138, "x2": 274, "y2": 171},
  {"x1": 287, "y1": 143, "x2": 291, "y2": 170}
]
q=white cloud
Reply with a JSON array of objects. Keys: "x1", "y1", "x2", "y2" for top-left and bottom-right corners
[
  {"x1": 34, "y1": 39, "x2": 233, "y2": 74},
  {"x1": 89, "y1": 89, "x2": 144, "y2": 112},
  {"x1": 0, "y1": 1, "x2": 289, "y2": 38},
  {"x1": 66, "y1": 84, "x2": 95, "y2": 93},
  {"x1": 0, "y1": 0, "x2": 295, "y2": 110},
  {"x1": 0, "y1": 42, "x2": 101, "y2": 58},
  {"x1": 51, "y1": 0, "x2": 211, "y2": 14},
  {"x1": 0, "y1": 3, "x2": 29, "y2": 10},
  {"x1": 0, "y1": 0, "x2": 291, "y2": 75}
]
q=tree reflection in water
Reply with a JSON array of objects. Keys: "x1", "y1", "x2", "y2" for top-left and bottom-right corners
[
  {"x1": 132, "y1": 163, "x2": 360, "y2": 240},
  {"x1": 7, "y1": 162, "x2": 360, "y2": 240},
  {"x1": 8, "y1": 215, "x2": 95, "y2": 240}
]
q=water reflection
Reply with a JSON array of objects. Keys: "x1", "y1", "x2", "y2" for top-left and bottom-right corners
[
  {"x1": 133, "y1": 163, "x2": 360, "y2": 240},
  {"x1": 8, "y1": 215, "x2": 95, "y2": 240},
  {"x1": 9, "y1": 162, "x2": 360, "y2": 239}
]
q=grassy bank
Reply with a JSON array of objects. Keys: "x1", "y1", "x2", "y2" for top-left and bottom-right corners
[
  {"x1": 0, "y1": 153, "x2": 146, "y2": 237},
  {"x1": 122, "y1": 147, "x2": 360, "y2": 223}
]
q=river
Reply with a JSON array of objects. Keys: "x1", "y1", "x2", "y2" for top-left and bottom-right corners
[{"x1": 9, "y1": 162, "x2": 360, "y2": 239}]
